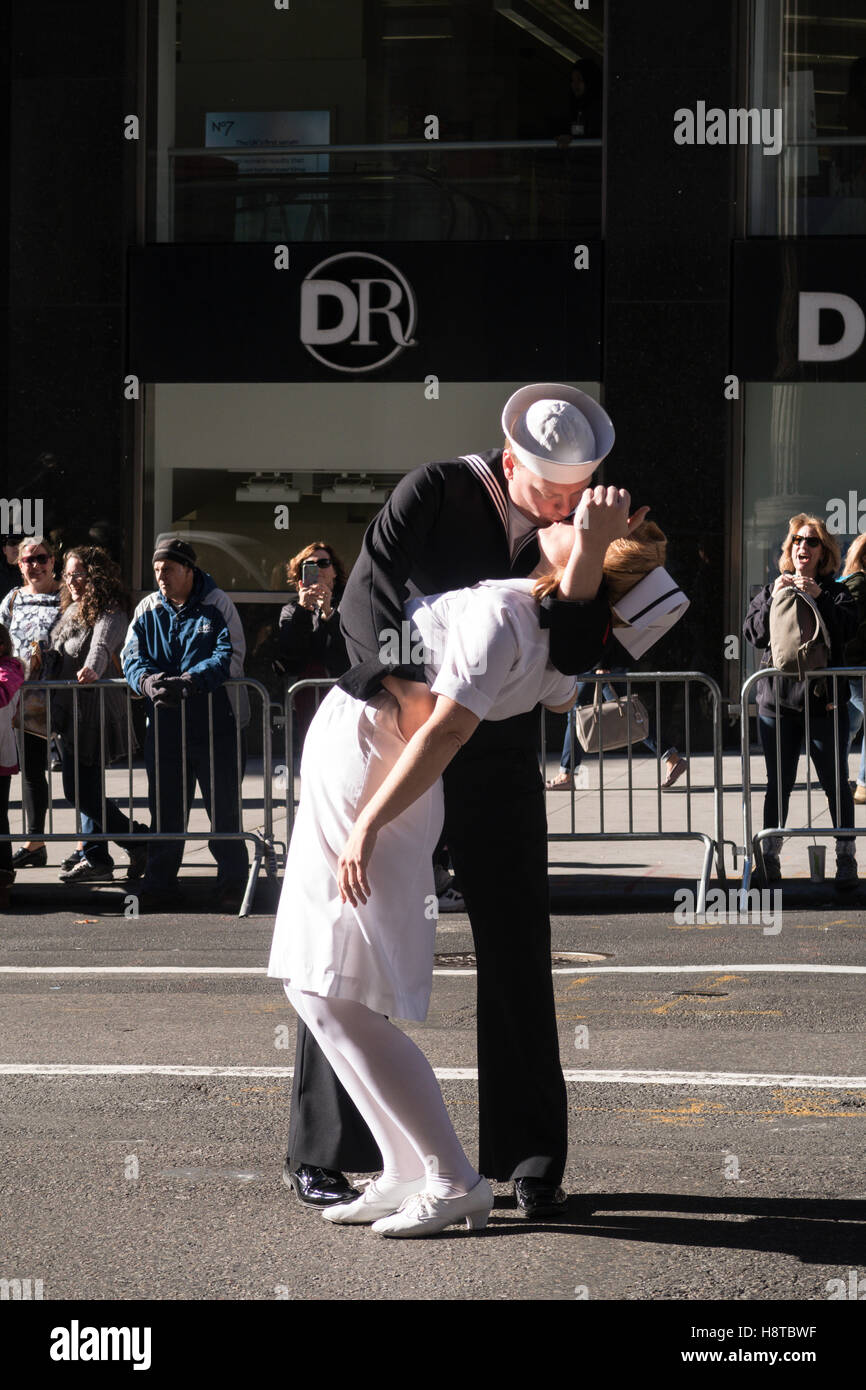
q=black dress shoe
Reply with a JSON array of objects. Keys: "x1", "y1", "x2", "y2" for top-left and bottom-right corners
[
  {"x1": 11, "y1": 846, "x2": 47, "y2": 869},
  {"x1": 282, "y1": 1161, "x2": 361, "y2": 1208},
  {"x1": 514, "y1": 1178, "x2": 567, "y2": 1218}
]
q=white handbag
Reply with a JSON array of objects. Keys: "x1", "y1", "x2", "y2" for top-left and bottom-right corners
[{"x1": 574, "y1": 686, "x2": 650, "y2": 754}]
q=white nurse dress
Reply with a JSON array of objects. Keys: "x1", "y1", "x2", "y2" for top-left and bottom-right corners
[{"x1": 267, "y1": 579, "x2": 577, "y2": 1021}]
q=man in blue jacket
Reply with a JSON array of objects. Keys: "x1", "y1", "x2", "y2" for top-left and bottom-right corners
[{"x1": 122, "y1": 538, "x2": 249, "y2": 911}]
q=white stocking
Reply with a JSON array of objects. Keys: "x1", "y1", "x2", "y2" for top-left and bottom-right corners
[{"x1": 286, "y1": 986, "x2": 479, "y2": 1199}]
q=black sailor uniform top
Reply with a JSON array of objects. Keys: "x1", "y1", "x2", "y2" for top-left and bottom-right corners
[{"x1": 338, "y1": 448, "x2": 610, "y2": 702}]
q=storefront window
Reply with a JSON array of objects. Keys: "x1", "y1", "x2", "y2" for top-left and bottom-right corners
[
  {"x1": 145, "y1": 378, "x2": 602, "y2": 692},
  {"x1": 742, "y1": 383, "x2": 866, "y2": 673},
  {"x1": 750, "y1": 0, "x2": 866, "y2": 235},
  {"x1": 150, "y1": 0, "x2": 604, "y2": 243}
]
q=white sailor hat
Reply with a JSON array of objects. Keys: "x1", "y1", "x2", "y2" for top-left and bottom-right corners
[{"x1": 501, "y1": 383, "x2": 615, "y2": 485}]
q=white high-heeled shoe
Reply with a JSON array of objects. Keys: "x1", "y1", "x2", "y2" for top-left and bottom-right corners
[
  {"x1": 371, "y1": 1177, "x2": 493, "y2": 1238},
  {"x1": 320, "y1": 1175, "x2": 425, "y2": 1225}
]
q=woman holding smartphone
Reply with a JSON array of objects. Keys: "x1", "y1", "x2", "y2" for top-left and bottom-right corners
[{"x1": 274, "y1": 542, "x2": 349, "y2": 757}]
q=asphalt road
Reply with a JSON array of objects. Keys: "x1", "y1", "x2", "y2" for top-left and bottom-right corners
[{"x1": 1, "y1": 894, "x2": 864, "y2": 1311}]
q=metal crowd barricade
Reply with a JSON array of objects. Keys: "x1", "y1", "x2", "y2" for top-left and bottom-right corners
[
  {"x1": 7, "y1": 676, "x2": 276, "y2": 917},
  {"x1": 542, "y1": 672, "x2": 727, "y2": 914},
  {"x1": 281, "y1": 673, "x2": 727, "y2": 913},
  {"x1": 282, "y1": 677, "x2": 340, "y2": 836},
  {"x1": 740, "y1": 666, "x2": 865, "y2": 897}
]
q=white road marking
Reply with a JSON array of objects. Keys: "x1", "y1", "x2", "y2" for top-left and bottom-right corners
[
  {"x1": 0, "y1": 1063, "x2": 864, "y2": 1088},
  {"x1": 0, "y1": 963, "x2": 865, "y2": 977}
]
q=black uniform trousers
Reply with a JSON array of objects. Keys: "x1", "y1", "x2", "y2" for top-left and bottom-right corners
[{"x1": 285, "y1": 709, "x2": 567, "y2": 1183}]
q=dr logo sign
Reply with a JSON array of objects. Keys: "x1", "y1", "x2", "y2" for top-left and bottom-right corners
[{"x1": 300, "y1": 251, "x2": 417, "y2": 373}]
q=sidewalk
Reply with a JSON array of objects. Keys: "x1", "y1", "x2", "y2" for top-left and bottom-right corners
[
  {"x1": 541, "y1": 747, "x2": 866, "y2": 910},
  {"x1": 4, "y1": 751, "x2": 866, "y2": 913}
]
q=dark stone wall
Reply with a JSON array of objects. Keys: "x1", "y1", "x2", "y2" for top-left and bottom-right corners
[
  {"x1": 603, "y1": 2, "x2": 738, "y2": 694},
  {"x1": 5, "y1": 0, "x2": 137, "y2": 563}
]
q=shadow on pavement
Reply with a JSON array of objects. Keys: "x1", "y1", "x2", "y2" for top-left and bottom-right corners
[{"x1": 480, "y1": 1192, "x2": 866, "y2": 1261}]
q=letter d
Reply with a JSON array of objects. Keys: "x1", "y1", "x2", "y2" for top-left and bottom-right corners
[{"x1": 798, "y1": 292, "x2": 866, "y2": 363}]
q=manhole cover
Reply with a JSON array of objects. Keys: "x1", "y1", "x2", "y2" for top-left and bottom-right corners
[
  {"x1": 433, "y1": 951, "x2": 613, "y2": 967},
  {"x1": 553, "y1": 951, "x2": 614, "y2": 964}
]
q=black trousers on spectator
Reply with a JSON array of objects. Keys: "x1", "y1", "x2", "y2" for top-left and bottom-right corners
[
  {"x1": 285, "y1": 710, "x2": 567, "y2": 1183},
  {"x1": 0, "y1": 776, "x2": 11, "y2": 874},
  {"x1": 20, "y1": 731, "x2": 49, "y2": 835}
]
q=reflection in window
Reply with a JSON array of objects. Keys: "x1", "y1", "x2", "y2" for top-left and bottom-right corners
[
  {"x1": 750, "y1": 0, "x2": 866, "y2": 234},
  {"x1": 152, "y1": 0, "x2": 604, "y2": 244}
]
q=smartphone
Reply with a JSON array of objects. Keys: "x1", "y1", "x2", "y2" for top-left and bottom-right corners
[{"x1": 301, "y1": 559, "x2": 320, "y2": 587}]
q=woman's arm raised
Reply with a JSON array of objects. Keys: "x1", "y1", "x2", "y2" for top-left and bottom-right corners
[{"x1": 337, "y1": 695, "x2": 479, "y2": 906}]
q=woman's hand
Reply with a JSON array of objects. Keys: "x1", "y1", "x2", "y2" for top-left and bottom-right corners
[
  {"x1": 298, "y1": 583, "x2": 327, "y2": 613},
  {"x1": 772, "y1": 574, "x2": 795, "y2": 596},
  {"x1": 793, "y1": 576, "x2": 820, "y2": 598},
  {"x1": 558, "y1": 488, "x2": 649, "y2": 602},
  {"x1": 337, "y1": 817, "x2": 378, "y2": 906},
  {"x1": 77, "y1": 666, "x2": 98, "y2": 684},
  {"x1": 573, "y1": 487, "x2": 651, "y2": 550}
]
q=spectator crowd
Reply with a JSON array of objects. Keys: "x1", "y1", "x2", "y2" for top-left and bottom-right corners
[{"x1": 2, "y1": 508, "x2": 866, "y2": 915}]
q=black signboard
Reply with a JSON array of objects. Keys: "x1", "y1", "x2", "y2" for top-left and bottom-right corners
[
  {"x1": 733, "y1": 239, "x2": 866, "y2": 381},
  {"x1": 128, "y1": 241, "x2": 602, "y2": 383}
]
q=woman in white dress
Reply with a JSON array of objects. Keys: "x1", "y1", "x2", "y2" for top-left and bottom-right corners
[{"x1": 268, "y1": 487, "x2": 646, "y2": 1237}]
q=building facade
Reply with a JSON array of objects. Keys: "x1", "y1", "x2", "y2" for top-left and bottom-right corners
[{"x1": 4, "y1": 0, "x2": 866, "y2": 710}]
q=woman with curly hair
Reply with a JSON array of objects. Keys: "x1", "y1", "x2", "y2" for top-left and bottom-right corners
[
  {"x1": 39, "y1": 545, "x2": 148, "y2": 884},
  {"x1": 275, "y1": 541, "x2": 350, "y2": 756},
  {"x1": 744, "y1": 514, "x2": 857, "y2": 886}
]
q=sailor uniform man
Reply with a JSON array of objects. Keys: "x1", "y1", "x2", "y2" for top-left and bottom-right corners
[{"x1": 284, "y1": 383, "x2": 617, "y2": 1218}]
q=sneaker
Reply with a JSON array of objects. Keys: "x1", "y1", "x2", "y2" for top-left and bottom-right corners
[
  {"x1": 835, "y1": 841, "x2": 858, "y2": 888},
  {"x1": 60, "y1": 850, "x2": 85, "y2": 872},
  {"x1": 371, "y1": 1177, "x2": 493, "y2": 1238},
  {"x1": 58, "y1": 859, "x2": 114, "y2": 884},
  {"x1": 855, "y1": 784, "x2": 866, "y2": 805},
  {"x1": 437, "y1": 885, "x2": 466, "y2": 913}
]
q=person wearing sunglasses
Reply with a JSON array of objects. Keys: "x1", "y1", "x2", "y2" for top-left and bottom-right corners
[
  {"x1": 0, "y1": 535, "x2": 63, "y2": 867},
  {"x1": 274, "y1": 543, "x2": 350, "y2": 754},
  {"x1": 744, "y1": 514, "x2": 858, "y2": 886}
]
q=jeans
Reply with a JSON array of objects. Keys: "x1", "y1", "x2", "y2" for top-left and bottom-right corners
[
  {"x1": 847, "y1": 678, "x2": 866, "y2": 787},
  {"x1": 758, "y1": 708, "x2": 855, "y2": 839},
  {"x1": 58, "y1": 739, "x2": 140, "y2": 867}
]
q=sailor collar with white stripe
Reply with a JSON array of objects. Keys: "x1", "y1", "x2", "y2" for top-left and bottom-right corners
[{"x1": 460, "y1": 453, "x2": 539, "y2": 563}]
